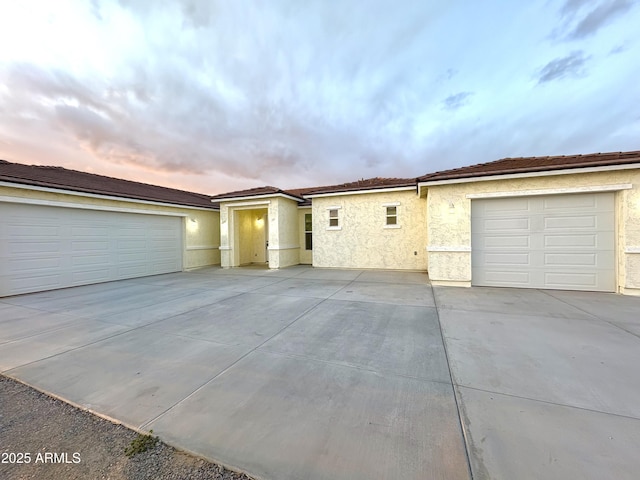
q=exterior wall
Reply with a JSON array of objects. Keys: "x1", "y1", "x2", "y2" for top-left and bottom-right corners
[
  {"x1": 312, "y1": 190, "x2": 427, "y2": 270},
  {"x1": 0, "y1": 184, "x2": 221, "y2": 269},
  {"x1": 269, "y1": 197, "x2": 300, "y2": 268},
  {"x1": 424, "y1": 169, "x2": 640, "y2": 294},
  {"x1": 298, "y1": 207, "x2": 313, "y2": 264}
]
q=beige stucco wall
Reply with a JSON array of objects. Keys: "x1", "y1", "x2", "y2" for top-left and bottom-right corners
[
  {"x1": 269, "y1": 197, "x2": 300, "y2": 268},
  {"x1": 219, "y1": 196, "x2": 301, "y2": 269},
  {"x1": 234, "y1": 208, "x2": 268, "y2": 265},
  {"x1": 0, "y1": 185, "x2": 221, "y2": 269},
  {"x1": 423, "y1": 169, "x2": 640, "y2": 294},
  {"x1": 312, "y1": 189, "x2": 427, "y2": 270},
  {"x1": 298, "y1": 207, "x2": 313, "y2": 264}
]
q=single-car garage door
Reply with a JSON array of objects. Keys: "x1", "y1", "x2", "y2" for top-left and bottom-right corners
[
  {"x1": 0, "y1": 202, "x2": 183, "y2": 297},
  {"x1": 471, "y1": 192, "x2": 615, "y2": 292}
]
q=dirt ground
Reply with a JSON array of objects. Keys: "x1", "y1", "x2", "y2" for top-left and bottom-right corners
[{"x1": 0, "y1": 375, "x2": 253, "y2": 480}]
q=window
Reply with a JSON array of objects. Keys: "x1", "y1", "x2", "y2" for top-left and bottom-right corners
[
  {"x1": 304, "y1": 213, "x2": 312, "y2": 250},
  {"x1": 329, "y1": 209, "x2": 339, "y2": 227},
  {"x1": 386, "y1": 206, "x2": 397, "y2": 225}
]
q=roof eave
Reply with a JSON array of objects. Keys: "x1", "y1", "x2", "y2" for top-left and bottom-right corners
[
  {"x1": 211, "y1": 192, "x2": 304, "y2": 203},
  {"x1": 417, "y1": 162, "x2": 640, "y2": 190},
  {"x1": 0, "y1": 179, "x2": 219, "y2": 211},
  {"x1": 304, "y1": 184, "x2": 417, "y2": 198}
]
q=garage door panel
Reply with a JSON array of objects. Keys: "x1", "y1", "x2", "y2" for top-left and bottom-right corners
[
  {"x1": 9, "y1": 241, "x2": 62, "y2": 254},
  {"x1": 72, "y1": 226, "x2": 109, "y2": 237},
  {"x1": 544, "y1": 215, "x2": 597, "y2": 230},
  {"x1": 12, "y1": 274, "x2": 63, "y2": 291},
  {"x1": 479, "y1": 197, "x2": 531, "y2": 213},
  {"x1": 542, "y1": 194, "x2": 596, "y2": 209},
  {"x1": 481, "y1": 269, "x2": 530, "y2": 284},
  {"x1": 544, "y1": 272, "x2": 598, "y2": 289},
  {"x1": 485, "y1": 252, "x2": 530, "y2": 265},
  {"x1": 544, "y1": 234, "x2": 597, "y2": 247},
  {"x1": 0, "y1": 203, "x2": 183, "y2": 296},
  {"x1": 484, "y1": 217, "x2": 530, "y2": 231},
  {"x1": 72, "y1": 254, "x2": 111, "y2": 266},
  {"x1": 71, "y1": 269, "x2": 112, "y2": 284},
  {"x1": 483, "y1": 235, "x2": 530, "y2": 248},
  {"x1": 115, "y1": 264, "x2": 149, "y2": 278},
  {"x1": 472, "y1": 192, "x2": 615, "y2": 292},
  {"x1": 72, "y1": 240, "x2": 109, "y2": 252},
  {"x1": 544, "y1": 253, "x2": 596, "y2": 266}
]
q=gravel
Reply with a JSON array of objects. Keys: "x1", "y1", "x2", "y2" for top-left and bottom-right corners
[{"x1": 0, "y1": 375, "x2": 254, "y2": 480}]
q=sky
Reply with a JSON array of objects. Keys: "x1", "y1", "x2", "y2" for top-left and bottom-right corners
[{"x1": 0, "y1": 0, "x2": 639, "y2": 195}]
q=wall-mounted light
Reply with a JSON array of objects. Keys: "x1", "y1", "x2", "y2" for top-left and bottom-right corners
[
  {"x1": 448, "y1": 201, "x2": 455, "y2": 211},
  {"x1": 187, "y1": 217, "x2": 199, "y2": 233},
  {"x1": 255, "y1": 216, "x2": 264, "y2": 227}
]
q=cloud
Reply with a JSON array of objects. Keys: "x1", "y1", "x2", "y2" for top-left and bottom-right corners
[
  {"x1": 555, "y1": 0, "x2": 635, "y2": 40},
  {"x1": 609, "y1": 44, "x2": 626, "y2": 54},
  {"x1": 568, "y1": 0, "x2": 634, "y2": 38},
  {"x1": 535, "y1": 51, "x2": 590, "y2": 83},
  {"x1": 442, "y1": 92, "x2": 474, "y2": 110},
  {"x1": 0, "y1": 1, "x2": 454, "y2": 187}
]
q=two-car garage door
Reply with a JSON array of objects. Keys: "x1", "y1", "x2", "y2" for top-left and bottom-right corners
[
  {"x1": 0, "y1": 202, "x2": 183, "y2": 297},
  {"x1": 471, "y1": 192, "x2": 615, "y2": 292}
]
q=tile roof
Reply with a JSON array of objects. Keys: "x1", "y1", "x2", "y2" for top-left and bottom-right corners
[
  {"x1": 210, "y1": 177, "x2": 417, "y2": 205},
  {"x1": 0, "y1": 160, "x2": 218, "y2": 209},
  {"x1": 302, "y1": 177, "x2": 417, "y2": 195},
  {"x1": 418, "y1": 150, "x2": 640, "y2": 182},
  {"x1": 209, "y1": 186, "x2": 306, "y2": 201}
]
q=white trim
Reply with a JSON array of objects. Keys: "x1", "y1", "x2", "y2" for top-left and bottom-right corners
[
  {"x1": 0, "y1": 195, "x2": 188, "y2": 217},
  {"x1": 186, "y1": 245, "x2": 220, "y2": 251},
  {"x1": 465, "y1": 183, "x2": 633, "y2": 199},
  {"x1": 218, "y1": 246, "x2": 232, "y2": 251},
  {"x1": 305, "y1": 186, "x2": 416, "y2": 198},
  {"x1": 225, "y1": 200, "x2": 271, "y2": 208},
  {"x1": 625, "y1": 247, "x2": 640, "y2": 254},
  {"x1": 427, "y1": 246, "x2": 472, "y2": 252},
  {"x1": 430, "y1": 280, "x2": 472, "y2": 288},
  {"x1": 326, "y1": 205, "x2": 342, "y2": 210},
  {"x1": 418, "y1": 163, "x2": 640, "y2": 188},
  {"x1": 297, "y1": 205, "x2": 312, "y2": 209},
  {"x1": 214, "y1": 192, "x2": 302, "y2": 203},
  {"x1": 382, "y1": 201, "x2": 401, "y2": 207},
  {"x1": 326, "y1": 226, "x2": 342, "y2": 231},
  {"x1": 0, "y1": 181, "x2": 218, "y2": 211},
  {"x1": 267, "y1": 245, "x2": 300, "y2": 251},
  {"x1": 383, "y1": 225, "x2": 401, "y2": 229}
]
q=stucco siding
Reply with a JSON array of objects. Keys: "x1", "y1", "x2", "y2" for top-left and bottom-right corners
[
  {"x1": 0, "y1": 185, "x2": 221, "y2": 269},
  {"x1": 270, "y1": 197, "x2": 300, "y2": 268},
  {"x1": 312, "y1": 190, "x2": 427, "y2": 270},
  {"x1": 424, "y1": 169, "x2": 640, "y2": 294}
]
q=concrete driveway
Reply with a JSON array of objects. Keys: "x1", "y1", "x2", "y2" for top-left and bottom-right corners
[
  {"x1": 435, "y1": 285, "x2": 640, "y2": 480},
  {"x1": 1, "y1": 266, "x2": 639, "y2": 480}
]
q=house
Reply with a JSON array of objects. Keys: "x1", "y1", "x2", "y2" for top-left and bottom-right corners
[
  {"x1": 419, "y1": 151, "x2": 640, "y2": 295},
  {"x1": 1, "y1": 150, "x2": 639, "y2": 297},
  {"x1": 0, "y1": 160, "x2": 220, "y2": 297}
]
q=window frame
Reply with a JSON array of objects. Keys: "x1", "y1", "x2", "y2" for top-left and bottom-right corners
[
  {"x1": 326, "y1": 206, "x2": 342, "y2": 230},
  {"x1": 304, "y1": 213, "x2": 313, "y2": 250},
  {"x1": 382, "y1": 202, "x2": 401, "y2": 229}
]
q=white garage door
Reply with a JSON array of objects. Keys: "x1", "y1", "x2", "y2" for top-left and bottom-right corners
[
  {"x1": 471, "y1": 192, "x2": 615, "y2": 292},
  {"x1": 0, "y1": 202, "x2": 183, "y2": 297}
]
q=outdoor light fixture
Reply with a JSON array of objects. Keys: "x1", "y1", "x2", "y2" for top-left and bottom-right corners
[{"x1": 187, "y1": 217, "x2": 199, "y2": 233}]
